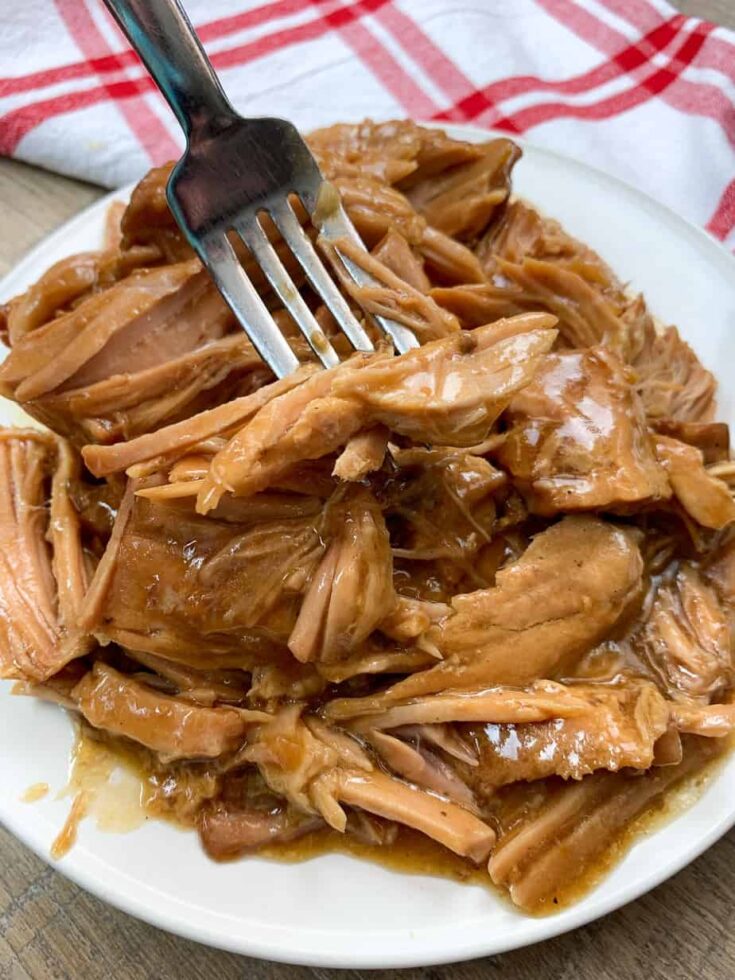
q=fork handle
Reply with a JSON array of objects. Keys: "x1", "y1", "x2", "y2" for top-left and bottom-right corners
[{"x1": 104, "y1": 0, "x2": 236, "y2": 140}]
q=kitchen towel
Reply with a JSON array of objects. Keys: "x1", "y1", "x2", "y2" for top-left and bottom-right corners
[{"x1": 0, "y1": 0, "x2": 733, "y2": 247}]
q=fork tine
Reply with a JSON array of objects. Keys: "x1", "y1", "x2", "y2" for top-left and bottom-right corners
[
  {"x1": 271, "y1": 201, "x2": 375, "y2": 353},
  {"x1": 236, "y1": 217, "x2": 340, "y2": 370},
  {"x1": 317, "y1": 203, "x2": 420, "y2": 355},
  {"x1": 197, "y1": 233, "x2": 300, "y2": 379}
]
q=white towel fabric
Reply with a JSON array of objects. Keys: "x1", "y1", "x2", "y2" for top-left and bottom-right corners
[{"x1": 0, "y1": 0, "x2": 733, "y2": 246}]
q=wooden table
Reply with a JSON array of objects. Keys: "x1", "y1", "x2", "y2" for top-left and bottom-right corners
[{"x1": 2, "y1": 2, "x2": 733, "y2": 976}]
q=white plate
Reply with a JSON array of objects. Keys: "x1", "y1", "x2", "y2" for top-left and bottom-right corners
[{"x1": 1, "y1": 124, "x2": 735, "y2": 969}]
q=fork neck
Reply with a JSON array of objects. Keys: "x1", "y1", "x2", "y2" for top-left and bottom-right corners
[{"x1": 104, "y1": 0, "x2": 237, "y2": 142}]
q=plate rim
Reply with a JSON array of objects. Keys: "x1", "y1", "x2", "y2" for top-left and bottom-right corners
[{"x1": 1, "y1": 123, "x2": 735, "y2": 969}]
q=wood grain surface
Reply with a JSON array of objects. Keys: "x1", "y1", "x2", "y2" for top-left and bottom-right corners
[{"x1": 1, "y1": 2, "x2": 733, "y2": 976}]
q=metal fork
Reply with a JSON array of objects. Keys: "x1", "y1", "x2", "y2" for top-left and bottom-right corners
[{"x1": 104, "y1": 0, "x2": 419, "y2": 378}]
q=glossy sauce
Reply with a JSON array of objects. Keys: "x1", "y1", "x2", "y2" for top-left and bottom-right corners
[
  {"x1": 537, "y1": 741, "x2": 730, "y2": 913},
  {"x1": 21, "y1": 782, "x2": 49, "y2": 803},
  {"x1": 54, "y1": 722, "x2": 729, "y2": 913},
  {"x1": 51, "y1": 722, "x2": 150, "y2": 858},
  {"x1": 51, "y1": 792, "x2": 88, "y2": 859},
  {"x1": 223, "y1": 743, "x2": 729, "y2": 915}
]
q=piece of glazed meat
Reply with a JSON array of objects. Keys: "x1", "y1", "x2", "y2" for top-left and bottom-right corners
[{"x1": 494, "y1": 347, "x2": 670, "y2": 514}]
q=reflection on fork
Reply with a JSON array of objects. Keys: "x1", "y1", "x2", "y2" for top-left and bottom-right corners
[{"x1": 104, "y1": 0, "x2": 419, "y2": 378}]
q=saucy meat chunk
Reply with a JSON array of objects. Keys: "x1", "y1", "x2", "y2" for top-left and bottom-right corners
[
  {"x1": 73, "y1": 662, "x2": 263, "y2": 760},
  {"x1": 467, "y1": 679, "x2": 671, "y2": 787},
  {"x1": 83, "y1": 494, "x2": 324, "y2": 663},
  {"x1": 495, "y1": 348, "x2": 670, "y2": 514},
  {"x1": 384, "y1": 516, "x2": 643, "y2": 698}
]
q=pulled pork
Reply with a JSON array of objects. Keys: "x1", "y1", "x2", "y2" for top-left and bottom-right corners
[{"x1": 1, "y1": 120, "x2": 733, "y2": 914}]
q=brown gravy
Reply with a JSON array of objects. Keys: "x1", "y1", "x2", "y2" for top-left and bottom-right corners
[
  {"x1": 257, "y1": 744, "x2": 727, "y2": 915},
  {"x1": 21, "y1": 782, "x2": 49, "y2": 803},
  {"x1": 54, "y1": 722, "x2": 729, "y2": 913}
]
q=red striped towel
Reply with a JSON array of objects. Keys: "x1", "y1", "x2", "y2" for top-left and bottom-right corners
[{"x1": 0, "y1": 0, "x2": 733, "y2": 247}]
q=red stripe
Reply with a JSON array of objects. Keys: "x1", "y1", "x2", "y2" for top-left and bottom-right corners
[
  {"x1": 211, "y1": 0, "x2": 392, "y2": 70},
  {"x1": 603, "y1": 0, "x2": 659, "y2": 30},
  {"x1": 310, "y1": 0, "x2": 438, "y2": 116},
  {"x1": 0, "y1": 52, "x2": 136, "y2": 99},
  {"x1": 0, "y1": 0, "x2": 395, "y2": 155},
  {"x1": 706, "y1": 178, "x2": 735, "y2": 240},
  {"x1": 0, "y1": 79, "x2": 149, "y2": 155},
  {"x1": 372, "y1": 5, "x2": 475, "y2": 104},
  {"x1": 698, "y1": 34, "x2": 735, "y2": 87},
  {"x1": 195, "y1": 0, "x2": 321, "y2": 42},
  {"x1": 657, "y1": 76, "x2": 735, "y2": 150},
  {"x1": 604, "y1": 0, "x2": 735, "y2": 85},
  {"x1": 53, "y1": 0, "x2": 178, "y2": 163},
  {"x1": 433, "y1": 14, "x2": 684, "y2": 124},
  {"x1": 535, "y1": 0, "x2": 626, "y2": 53},
  {"x1": 538, "y1": 0, "x2": 735, "y2": 149},
  {"x1": 489, "y1": 21, "x2": 712, "y2": 133},
  {"x1": 0, "y1": 0, "x2": 320, "y2": 99}
]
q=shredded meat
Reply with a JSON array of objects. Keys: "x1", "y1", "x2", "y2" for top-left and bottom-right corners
[
  {"x1": 332, "y1": 426, "x2": 389, "y2": 481},
  {"x1": 364, "y1": 728, "x2": 477, "y2": 808},
  {"x1": 189, "y1": 314, "x2": 555, "y2": 511},
  {"x1": 466, "y1": 679, "x2": 672, "y2": 787},
  {"x1": 405, "y1": 138, "x2": 519, "y2": 242},
  {"x1": 1, "y1": 119, "x2": 732, "y2": 914},
  {"x1": 326, "y1": 679, "x2": 599, "y2": 726},
  {"x1": 0, "y1": 431, "x2": 58, "y2": 679},
  {"x1": 120, "y1": 163, "x2": 191, "y2": 262},
  {"x1": 381, "y1": 516, "x2": 643, "y2": 697},
  {"x1": 82, "y1": 365, "x2": 318, "y2": 478},
  {"x1": 633, "y1": 325, "x2": 716, "y2": 422},
  {"x1": 652, "y1": 419, "x2": 730, "y2": 465},
  {"x1": 382, "y1": 444, "x2": 505, "y2": 565},
  {"x1": 494, "y1": 348, "x2": 670, "y2": 514},
  {"x1": 372, "y1": 229, "x2": 431, "y2": 293},
  {"x1": 0, "y1": 430, "x2": 92, "y2": 680},
  {"x1": 324, "y1": 236, "x2": 460, "y2": 342},
  {"x1": 478, "y1": 199, "x2": 604, "y2": 272},
  {"x1": 1, "y1": 262, "x2": 200, "y2": 399},
  {"x1": 497, "y1": 257, "x2": 629, "y2": 354},
  {"x1": 73, "y1": 662, "x2": 266, "y2": 760},
  {"x1": 0, "y1": 259, "x2": 271, "y2": 446},
  {"x1": 329, "y1": 315, "x2": 556, "y2": 446},
  {"x1": 654, "y1": 435, "x2": 735, "y2": 530},
  {"x1": 82, "y1": 493, "x2": 324, "y2": 661},
  {"x1": 487, "y1": 736, "x2": 720, "y2": 911},
  {"x1": 289, "y1": 486, "x2": 394, "y2": 663},
  {"x1": 199, "y1": 803, "x2": 322, "y2": 860},
  {"x1": 243, "y1": 705, "x2": 495, "y2": 860},
  {"x1": 308, "y1": 120, "x2": 485, "y2": 186},
  {"x1": 636, "y1": 563, "x2": 733, "y2": 701},
  {"x1": 0, "y1": 246, "x2": 162, "y2": 346}
]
